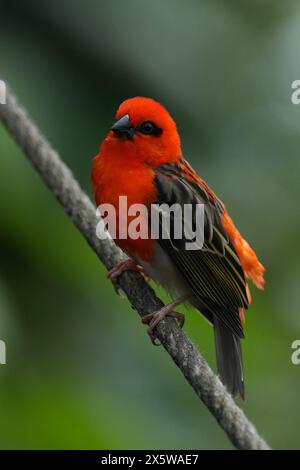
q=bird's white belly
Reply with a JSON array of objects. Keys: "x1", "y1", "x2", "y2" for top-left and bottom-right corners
[{"x1": 136, "y1": 243, "x2": 188, "y2": 300}]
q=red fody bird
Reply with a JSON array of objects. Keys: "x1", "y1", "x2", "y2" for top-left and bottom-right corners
[{"x1": 92, "y1": 97, "x2": 265, "y2": 398}]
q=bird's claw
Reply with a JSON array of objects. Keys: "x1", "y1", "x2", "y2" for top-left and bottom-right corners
[
  {"x1": 107, "y1": 259, "x2": 148, "y2": 295},
  {"x1": 142, "y1": 309, "x2": 185, "y2": 346}
]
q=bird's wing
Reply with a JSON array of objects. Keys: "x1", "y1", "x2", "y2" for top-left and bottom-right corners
[{"x1": 153, "y1": 162, "x2": 249, "y2": 338}]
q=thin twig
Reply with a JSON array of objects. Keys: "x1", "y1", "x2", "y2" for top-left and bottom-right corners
[{"x1": 0, "y1": 85, "x2": 270, "y2": 450}]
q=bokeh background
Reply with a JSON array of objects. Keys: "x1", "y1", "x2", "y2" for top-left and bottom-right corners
[{"x1": 0, "y1": 0, "x2": 300, "y2": 450}]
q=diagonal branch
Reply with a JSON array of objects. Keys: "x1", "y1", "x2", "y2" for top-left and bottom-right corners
[{"x1": 0, "y1": 85, "x2": 270, "y2": 450}]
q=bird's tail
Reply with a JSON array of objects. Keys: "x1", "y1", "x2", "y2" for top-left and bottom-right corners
[{"x1": 213, "y1": 316, "x2": 245, "y2": 399}]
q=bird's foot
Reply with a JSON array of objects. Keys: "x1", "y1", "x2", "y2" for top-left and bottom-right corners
[
  {"x1": 107, "y1": 259, "x2": 148, "y2": 295},
  {"x1": 142, "y1": 296, "x2": 188, "y2": 345}
]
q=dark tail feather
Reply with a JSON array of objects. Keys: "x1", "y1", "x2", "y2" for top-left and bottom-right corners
[{"x1": 213, "y1": 315, "x2": 245, "y2": 399}]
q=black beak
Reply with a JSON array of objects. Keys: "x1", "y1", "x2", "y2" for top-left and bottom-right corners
[{"x1": 111, "y1": 114, "x2": 134, "y2": 140}]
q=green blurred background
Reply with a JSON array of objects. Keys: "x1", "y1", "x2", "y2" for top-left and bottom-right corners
[{"x1": 0, "y1": 0, "x2": 300, "y2": 450}]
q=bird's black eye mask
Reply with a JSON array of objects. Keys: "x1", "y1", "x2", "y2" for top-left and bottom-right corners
[
  {"x1": 111, "y1": 115, "x2": 162, "y2": 140},
  {"x1": 136, "y1": 120, "x2": 163, "y2": 137}
]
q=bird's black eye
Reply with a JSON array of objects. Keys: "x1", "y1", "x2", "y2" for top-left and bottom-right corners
[
  {"x1": 140, "y1": 121, "x2": 154, "y2": 134},
  {"x1": 138, "y1": 121, "x2": 162, "y2": 137}
]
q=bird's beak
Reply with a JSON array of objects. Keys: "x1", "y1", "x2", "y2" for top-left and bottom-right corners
[{"x1": 111, "y1": 114, "x2": 134, "y2": 140}]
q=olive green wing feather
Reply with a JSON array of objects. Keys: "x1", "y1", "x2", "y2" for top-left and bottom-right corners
[{"x1": 153, "y1": 163, "x2": 248, "y2": 338}]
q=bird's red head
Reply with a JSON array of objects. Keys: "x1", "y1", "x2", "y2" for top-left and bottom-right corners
[{"x1": 101, "y1": 97, "x2": 182, "y2": 167}]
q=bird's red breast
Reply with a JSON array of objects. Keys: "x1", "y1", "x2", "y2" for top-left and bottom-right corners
[{"x1": 92, "y1": 144, "x2": 157, "y2": 261}]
